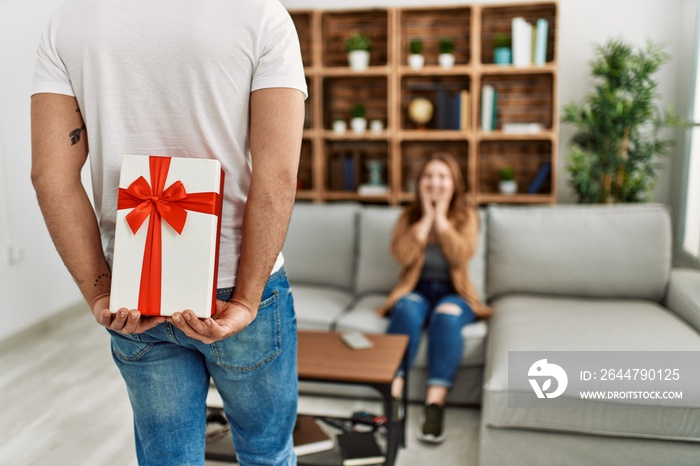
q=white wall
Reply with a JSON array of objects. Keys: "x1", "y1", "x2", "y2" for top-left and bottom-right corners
[
  {"x1": 0, "y1": 0, "x2": 90, "y2": 342},
  {"x1": 0, "y1": 0, "x2": 696, "y2": 341}
]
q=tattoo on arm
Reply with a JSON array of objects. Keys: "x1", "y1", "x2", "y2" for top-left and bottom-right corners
[
  {"x1": 94, "y1": 273, "x2": 111, "y2": 287},
  {"x1": 70, "y1": 107, "x2": 86, "y2": 145}
]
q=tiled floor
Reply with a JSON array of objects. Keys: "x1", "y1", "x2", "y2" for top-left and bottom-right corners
[{"x1": 0, "y1": 305, "x2": 480, "y2": 466}]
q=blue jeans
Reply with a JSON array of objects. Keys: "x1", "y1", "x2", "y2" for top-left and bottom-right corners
[
  {"x1": 108, "y1": 268, "x2": 297, "y2": 466},
  {"x1": 387, "y1": 278, "x2": 476, "y2": 388}
]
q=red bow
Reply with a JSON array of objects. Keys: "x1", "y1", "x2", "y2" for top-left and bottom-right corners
[{"x1": 117, "y1": 156, "x2": 221, "y2": 315}]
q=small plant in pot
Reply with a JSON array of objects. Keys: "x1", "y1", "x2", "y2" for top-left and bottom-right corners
[
  {"x1": 346, "y1": 32, "x2": 371, "y2": 71},
  {"x1": 493, "y1": 33, "x2": 512, "y2": 65},
  {"x1": 408, "y1": 38, "x2": 424, "y2": 70},
  {"x1": 350, "y1": 104, "x2": 367, "y2": 134},
  {"x1": 438, "y1": 37, "x2": 456, "y2": 68},
  {"x1": 499, "y1": 166, "x2": 517, "y2": 194}
]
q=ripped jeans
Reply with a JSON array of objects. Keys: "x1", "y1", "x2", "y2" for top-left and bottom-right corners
[{"x1": 387, "y1": 278, "x2": 475, "y2": 388}]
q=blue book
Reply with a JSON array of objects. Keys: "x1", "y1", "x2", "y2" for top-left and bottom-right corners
[
  {"x1": 535, "y1": 19, "x2": 548, "y2": 66},
  {"x1": 344, "y1": 155, "x2": 354, "y2": 191},
  {"x1": 436, "y1": 88, "x2": 450, "y2": 130},
  {"x1": 452, "y1": 92, "x2": 461, "y2": 130},
  {"x1": 528, "y1": 161, "x2": 551, "y2": 193}
]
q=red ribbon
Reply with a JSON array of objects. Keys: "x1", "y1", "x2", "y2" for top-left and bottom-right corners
[{"x1": 117, "y1": 156, "x2": 221, "y2": 315}]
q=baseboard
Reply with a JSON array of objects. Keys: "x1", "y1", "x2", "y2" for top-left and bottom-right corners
[{"x1": 0, "y1": 300, "x2": 86, "y2": 355}]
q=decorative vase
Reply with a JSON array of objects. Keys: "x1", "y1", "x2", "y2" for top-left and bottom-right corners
[
  {"x1": 438, "y1": 53, "x2": 455, "y2": 69},
  {"x1": 499, "y1": 180, "x2": 518, "y2": 195},
  {"x1": 366, "y1": 160, "x2": 384, "y2": 186},
  {"x1": 494, "y1": 47, "x2": 512, "y2": 65},
  {"x1": 348, "y1": 50, "x2": 370, "y2": 71},
  {"x1": 351, "y1": 117, "x2": 367, "y2": 134},
  {"x1": 332, "y1": 120, "x2": 347, "y2": 134},
  {"x1": 408, "y1": 54, "x2": 424, "y2": 70}
]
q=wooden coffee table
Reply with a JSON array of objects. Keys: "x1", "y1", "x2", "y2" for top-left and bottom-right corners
[{"x1": 297, "y1": 330, "x2": 409, "y2": 466}]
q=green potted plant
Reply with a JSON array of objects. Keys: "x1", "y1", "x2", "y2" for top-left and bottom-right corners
[
  {"x1": 499, "y1": 166, "x2": 517, "y2": 194},
  {"x1": 350, "y1": 103, "x2": 367, "y2": 133},
  {"x1": 562, "y1": 39, "x2": 681, "y2": 203},
  {"x1": 408, "y1": 38, "x2": 424, "y2": 70},
  {"x1": 346, "y1": 32, "x2": 372, "y2": 71},
  {"x1": 438, "y1": 37, "x2": 456, "y2": 68},
  {"x1": 493, "y1": 33, "x2": 512, "y2": 65}
]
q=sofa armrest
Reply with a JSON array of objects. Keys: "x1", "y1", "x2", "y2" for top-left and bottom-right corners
[{"x1": 665, "y1": 269, "x2": 700, "y2": 333}]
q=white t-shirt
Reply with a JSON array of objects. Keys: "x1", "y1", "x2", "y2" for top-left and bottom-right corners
[{"x1": 32, "y1": 0, "x2": 308, "y2": 288}]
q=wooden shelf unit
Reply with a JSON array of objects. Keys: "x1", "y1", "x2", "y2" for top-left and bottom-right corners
[{"x1": 290, "y1": 2, "x2": 558, "y2": 206}]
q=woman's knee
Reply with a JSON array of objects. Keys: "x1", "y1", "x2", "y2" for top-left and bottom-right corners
[
  {"x1": 393, "y1": 293, "x2": 426, "y2": 314},
  {"x1": 435, "y1": 302, "x2": 462, "y2": 316}
]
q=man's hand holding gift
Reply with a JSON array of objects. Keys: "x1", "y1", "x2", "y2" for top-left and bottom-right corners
[
  {"x1": 169, "y1": 298, "x2": 257, "y2": 344},
  {"x1": 90, "y1": 293, "x2": 165, "y2": 334}
]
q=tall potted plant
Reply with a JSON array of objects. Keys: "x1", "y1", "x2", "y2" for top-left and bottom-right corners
[
  {"x1": 346, "y1": 32, "x2": 371, "y2": 71},
  {"x1": 563, "y1": 39, "x2": 681, "y2": 203}
]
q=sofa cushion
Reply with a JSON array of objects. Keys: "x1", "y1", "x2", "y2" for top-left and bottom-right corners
[
  {"x1": 665, "y1": 269, "x2": 700, "y2": 334},
  {"x1": 487, "y1": 204, "x2": 672, "y2": 302},
  {"x1": 354, "y1": 207, "x2": 488, "y2": 301},
  {"x1": 283, "y1": 202, "x2": 359, "y2": 291},
  {"x1": 335, "y1": 294, "x2": 488, "y2": 367},
  {"x1": 354, "y1": 207, "x2": 402, "y2": 295},
  {"x1": 483, "y1": 295, "x2": 700, "y2": 442},
  {"x1": 291, "y1": 284, "x2": 353, "y2": 331}
]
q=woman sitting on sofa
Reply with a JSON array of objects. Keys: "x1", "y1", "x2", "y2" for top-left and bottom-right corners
[{"x1": 378, "y1": 152, "x2": 492, "y2": 444}]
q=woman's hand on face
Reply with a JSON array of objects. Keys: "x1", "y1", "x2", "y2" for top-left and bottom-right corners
[
  {"x1": 419, "y1": 181, "x2": 436, "y2": 220},
  {"x1": 435, "y1": 188, "x2": 452, "y2": 218}
]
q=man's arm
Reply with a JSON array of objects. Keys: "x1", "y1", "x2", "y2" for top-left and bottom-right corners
[
  {"x1": 171, "y1": 87, "x2": 304, "y2": 343},
  {"x1": 31, "y1": 93, "x2": 164, "y2": 332}
]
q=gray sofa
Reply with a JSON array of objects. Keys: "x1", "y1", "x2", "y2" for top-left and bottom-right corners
[{"x1": 282, "y1": 202, "x2": 700, "y2": 465}]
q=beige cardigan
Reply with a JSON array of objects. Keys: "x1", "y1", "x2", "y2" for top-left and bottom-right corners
[{"x1": 377, "y1": 206, "x2": 492, "y2": 318}]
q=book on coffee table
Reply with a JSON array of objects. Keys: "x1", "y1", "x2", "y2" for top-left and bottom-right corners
[
  {"x1": 337, "y1": 431, "x2": 385, "y2": 465},
  {"x1": 294, "y1": 415, "x2": 334, "y2": 456}
]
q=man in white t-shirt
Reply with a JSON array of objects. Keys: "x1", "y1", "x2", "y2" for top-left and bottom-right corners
[{"x1": 30, "y1": 0, "x2": 306, "y2": 464}]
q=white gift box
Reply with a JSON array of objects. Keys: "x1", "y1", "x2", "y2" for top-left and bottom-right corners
[{"x1": 110, "y1": 155, "x2": 224, "y2": 317}]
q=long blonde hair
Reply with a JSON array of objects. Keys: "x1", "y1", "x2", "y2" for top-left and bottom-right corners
[{"x1": 405, "y1": 152, "x2": 469, "y2": 227}]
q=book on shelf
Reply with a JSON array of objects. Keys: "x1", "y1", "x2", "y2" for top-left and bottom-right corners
[
  {"x1": 502, "y1": 122, "x2": 544, "y2": 134},
  {"x1": 460, "y1": 89, "x2": 470, "y2": 130},
  {"x1": 435, "y1": 88, "x2": 464, "y2": 131},
  {"x1": 513, "y1": 17, "x2": 548, "y2": 67},
  {"x1": 293, "y1": 415, "x2": 335, "y2": 456},
  {"x1": 535, "y1": 19, "x2": 548, "y2": 66},
  {"x1": 492, "y1": 89, "x2": 498, "y2": 131},
  {"x1": 481, "y1": 84, "x2": 495, "y2": 132},
  {"x1": 337, "y1": 431, "x2": 385, "y2": 466},
  {"x1": 436, "y1": 88, "x2": 450, "y2": 130},
  {"x1": 512, "y1": 17, "x2": 532, "y2": 67},
  {"x1": 528, "y1": 161, "x2": 552, "y2": 194}
]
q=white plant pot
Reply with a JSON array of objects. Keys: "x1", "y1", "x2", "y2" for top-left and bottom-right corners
[
  {"x1": 438, "y1": 53, "x2": 455, "y2": 69},
  {"x1": 370, "y1": 119, "x2": 384, "y2": 133},
  {"x1": 351, "y1": 117, "x2": 367, "y2": 134},
  {"x1": 408, "y1": 54, "x2": 424, "y2": 70},
  {"x1": 332, "y1": 120, "x2": 347, "y2": 134},
  {"x1": 348, "y1": 50, "x2": 370, "y2": 71},
  {"x1": 499, "y1": 180, "x2": 518, "y2": 195}
]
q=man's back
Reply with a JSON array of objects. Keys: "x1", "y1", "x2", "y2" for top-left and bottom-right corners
[{"x1": 33, "y1": 0, "x2": 307, "y2": 283}]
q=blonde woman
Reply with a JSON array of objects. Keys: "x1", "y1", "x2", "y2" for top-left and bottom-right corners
[{"x1": 378, "y1": 153, "x2": 492, "y2": 443}]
